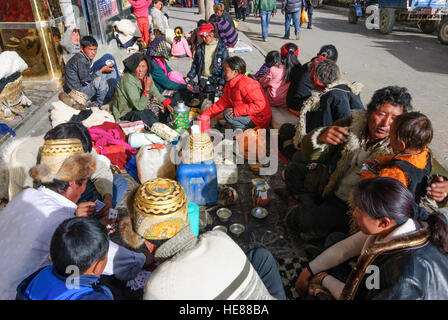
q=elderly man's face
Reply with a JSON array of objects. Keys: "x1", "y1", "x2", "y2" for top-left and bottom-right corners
[{"x1": 367, "y1": 102, "x2": 404, "y2": 140}]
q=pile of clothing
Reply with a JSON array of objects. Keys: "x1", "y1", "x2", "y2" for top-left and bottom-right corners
[{"x1": 0, "y1": 51, "x2": 32, "y2": 120}]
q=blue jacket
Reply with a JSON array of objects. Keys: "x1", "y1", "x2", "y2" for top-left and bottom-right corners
[
  {"x1": 281, "y1": 0, "x2": 303, "y2": 13},
  {"x1": 187, "y1": 39, "x2": 229, "y2": 87},
  {"x1": 16, "y1": 265, "x2": 114, "y2": 300}
]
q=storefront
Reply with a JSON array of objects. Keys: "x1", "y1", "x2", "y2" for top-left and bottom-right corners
[
  {"x1": 0, "y1": 0, "x2": 66, "y2": 81},
  {"x1": 63, "y1": 0, "x2": 133, "y2": 45},
  {"x1": 0, "y1": 0, "x2": 133, "y2": 81}
]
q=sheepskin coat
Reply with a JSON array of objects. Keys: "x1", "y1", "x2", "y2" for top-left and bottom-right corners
[
  {"x1": 141, "y1": 227, "x2": 276, "y2": 300},
  {"x1": 293, "y1": 80, "x2": 364, "y2": 149}
]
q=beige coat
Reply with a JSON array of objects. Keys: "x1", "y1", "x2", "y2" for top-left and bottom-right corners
[{"x1": 7, "y1": 135, "x2": 114, "y2": 201}]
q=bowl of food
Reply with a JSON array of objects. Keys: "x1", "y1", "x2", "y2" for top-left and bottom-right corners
[
  {"x1": 216, "y1": 208, "x2": 232, "y2": 222},
  {"x1": 229, "y1": 223, "x2": 245, "y2": 237},
  {"x1": 251, "y1": 207, "x2": 269, "y2": 219},
  {"x1": 213, "y1": 225, "x2": 227, "y2": 233}
]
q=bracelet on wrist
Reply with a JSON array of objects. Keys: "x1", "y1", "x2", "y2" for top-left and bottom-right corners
[{"x1": 306, "y1": 263, "x2": 315, "y2": 277}]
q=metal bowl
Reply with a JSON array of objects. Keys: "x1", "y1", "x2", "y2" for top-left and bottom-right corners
[
  {"x1": 213, "y1": 225, "x2": 228, "y2": 233},
  {"x1": 251, "y1": 207, "x2": 269, "y2": 219},
  {"x1": 216, "y1": 208, "x2": 232, "y2": 222},
  {"x1": 229, "y1": 223, "x2": 245, "y2": 237}
]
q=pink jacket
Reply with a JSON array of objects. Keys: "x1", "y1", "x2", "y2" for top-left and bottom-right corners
[
  {"x1": 259, "y1": 65, "x2": 290, "y2": 108},
  {"x1": 129, "y1": 0, "x2": 152, "y2": 18},
  {"x1": 88, "y1": 127, "x2": 137, "y2": 155},
  {"x1": 171, "y1": 37, "x2": 193, "y2": 58}
]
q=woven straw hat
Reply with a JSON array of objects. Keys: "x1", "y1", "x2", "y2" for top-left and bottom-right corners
[
  {"x1": 30, "y1": 138, "x2": 96, "y2": 183},
  {"x1": 132, "y1": 178, "x2": 189, "y2": 240},
  {"x1": 69, "y1": 90, "x2": 88, "y2": 106},
  {"x1": 181, "y1": 132, "x2": 214, "y2": 164}
]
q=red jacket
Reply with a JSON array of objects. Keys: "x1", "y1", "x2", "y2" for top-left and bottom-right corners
[{"x1": 202, "y1": 74, "x2": 272, "y2": 128}]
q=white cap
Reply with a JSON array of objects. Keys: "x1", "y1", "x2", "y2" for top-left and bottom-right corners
[{"x1": 191, "y1": 124, "x2": 200, "y2": 135}]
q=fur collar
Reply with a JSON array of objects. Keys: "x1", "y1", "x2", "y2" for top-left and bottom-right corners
[
  {"x1": 154, "y1": 226, "x2": 198, "y2": 263},
  {"x1": 293, "y1": 81, "x2": 364, "y2": 148},
  {"x1": 340, "y1": 224, "x2": 431, "y2": 300},
  {"x1": 322, "y1": 110, "x2": 392, "y2": 198}
]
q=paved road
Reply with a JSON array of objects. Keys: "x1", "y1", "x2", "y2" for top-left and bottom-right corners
[{"x1": 236, "y1": 5, "x2": 448, "y2": 167}]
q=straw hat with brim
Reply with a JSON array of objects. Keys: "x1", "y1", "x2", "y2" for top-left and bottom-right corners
[
  {"x1": 30, "y1": 138, "x2": 96, "y2": 184},
  {"x1": 69, "y1": 90, "x2": 88, "y2": 106},
  {"x1": 120, "y1": 178, "x2": 189, "y2": 248}
]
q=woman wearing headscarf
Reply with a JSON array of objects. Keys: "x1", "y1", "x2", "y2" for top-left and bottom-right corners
[
  {"x1": 146, "y1": 32, "x2": 194, "y2": 105},
  {"x1": 112, "y1": 53, "x2": 173, "y2": 128}
]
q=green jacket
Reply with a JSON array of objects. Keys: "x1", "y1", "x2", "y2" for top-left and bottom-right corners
[
  {"x1": 112, "y1": 72, "x2": 166, "y2": 120},
  {"x1": 253, "y1": 0, "x2": 277, "y2": 13},
  {"x1": 150, "y1": 59, "x2": 187, "y2": 93}
]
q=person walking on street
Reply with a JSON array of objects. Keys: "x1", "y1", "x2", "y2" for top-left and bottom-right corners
[
  {"x1": 254, "y1": 0, "x2": 277, "y2": 41},
  {"x1": 281, "y1": 0, "x2": 303, "y2": 40},
  {"x1": 301, "y1": 0, "x2": 313, "y2": 29}
]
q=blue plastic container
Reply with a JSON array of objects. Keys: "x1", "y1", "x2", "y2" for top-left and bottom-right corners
[{"x1": 177, "y1": 160, "x2": 218, "y2": 206}]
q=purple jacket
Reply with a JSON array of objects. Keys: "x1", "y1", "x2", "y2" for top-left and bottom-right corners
[{"x1": 216, "y1": 17, "x2": 238, "y2": 47}]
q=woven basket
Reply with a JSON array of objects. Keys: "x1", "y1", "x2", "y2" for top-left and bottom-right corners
[
  {"x1": 0, "y1": 76, "x2": 23, "y2": 106},
  {"x1": 0, "y1": 75, "x2": 24, "y2": 120}
]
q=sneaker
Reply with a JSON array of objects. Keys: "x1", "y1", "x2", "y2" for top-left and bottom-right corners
[
  {"x1": 295, "y1": 31, "x2": 301, "y2": 40},
  {"x1": 307, "y1": 25, "x2": 312, "y2": 29},
  {"x1": 263, "y1": 38, "x2": 268, "y2": 42}
]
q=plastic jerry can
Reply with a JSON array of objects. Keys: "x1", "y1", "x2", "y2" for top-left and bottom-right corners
[
  {"x1": 137, "y1": 144, "x2": 176, "y2": 184},
  {"x1": 214, "y1": 157, "x2": 238, "y2": 185},
  {"x1": 177, "y1": 160, "x2": 218, "y2": 206}
]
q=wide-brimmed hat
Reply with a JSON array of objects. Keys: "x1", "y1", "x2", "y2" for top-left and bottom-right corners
[
  {"x1": 30, "y1": 138, "x2": 96, "y2": 183},
  {"x1": 120, "y1": 178, "x2": 189, "y2": 248}
]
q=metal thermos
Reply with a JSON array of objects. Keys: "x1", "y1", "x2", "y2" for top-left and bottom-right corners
[{"x1": 173, "y1": 101, "x2": 190, "y2": 130}]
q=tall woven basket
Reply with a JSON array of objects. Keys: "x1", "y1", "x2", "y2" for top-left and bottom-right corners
[{"x1": 0, "y1": 75, "x2": 25, "y2": 121}]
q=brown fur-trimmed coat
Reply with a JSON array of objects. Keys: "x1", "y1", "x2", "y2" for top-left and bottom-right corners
[{"x1": 340, "y1": 222, "x2": 448, "y2": 300}]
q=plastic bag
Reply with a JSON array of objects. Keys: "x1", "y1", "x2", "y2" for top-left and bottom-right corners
[
  {"x1": 235, "y1": 128, "x2": 266, "y2": 161},
  {"x1": 300, "y1": 9, "x2": 309, "y2": 24},
  {"x1": 137, "y1": 144, "x2": 176, "y2": 183}
]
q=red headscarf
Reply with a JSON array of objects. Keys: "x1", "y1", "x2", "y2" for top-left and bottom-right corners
[
  {"x1": 310, "y1": 53, "x2": 328, "y2": 91},
  {"x1": 280, "y1": 42, "x2": 299, "y2": 58}
]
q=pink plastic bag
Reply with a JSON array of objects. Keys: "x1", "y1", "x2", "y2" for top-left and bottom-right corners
[{"x1": 167, "y1": 71, "x2": 186, "y2": 84}]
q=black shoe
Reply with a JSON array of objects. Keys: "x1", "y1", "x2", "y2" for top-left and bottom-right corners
[
  {"x1": 307, "y1": 25, "x2": 312, "y2": 29},
  {"x1": 282, "y1": 35, "x2": 289, "y2": 39}
]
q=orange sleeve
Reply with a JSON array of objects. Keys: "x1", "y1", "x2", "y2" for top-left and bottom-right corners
[{"x1": 376, "y1": 167, "x2": 409, "y2": 187}]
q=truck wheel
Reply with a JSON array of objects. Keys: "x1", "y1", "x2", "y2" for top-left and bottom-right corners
[
  {"x1": 379, "y1": 8, "x2": 395, "y2": 34},
  {"x1": 438, "y1": 19, "x2": 448, "y2": 44},
  {"x1": 349, "y1": 7, "x2": 358, "y2": 24},
  {"x1": 420, "y1": 21, "x2": 437, "y2": 34}
]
